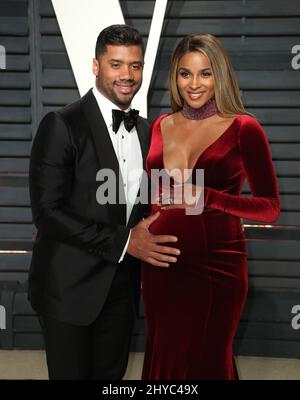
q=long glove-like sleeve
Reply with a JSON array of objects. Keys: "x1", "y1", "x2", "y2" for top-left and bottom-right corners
[
  {"x1": 204, "y1": 116, "x2": 280, "y2": 223},
  {"x1": 29, "y1": 112, "x2": 130, "y2": 263}
]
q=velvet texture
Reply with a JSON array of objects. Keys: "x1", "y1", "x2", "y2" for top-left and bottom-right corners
[{"x1": 141, "y1": 114, "x2": 280, "y2": 380}]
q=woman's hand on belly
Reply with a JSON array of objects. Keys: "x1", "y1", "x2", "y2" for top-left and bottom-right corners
[{"x1": 158, "y1": 183, "x2": 204, "y2": 212}]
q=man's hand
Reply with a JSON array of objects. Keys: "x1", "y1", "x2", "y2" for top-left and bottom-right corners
[{"x1": 127, "y1": 211, "x2": 180, "y2": 268}]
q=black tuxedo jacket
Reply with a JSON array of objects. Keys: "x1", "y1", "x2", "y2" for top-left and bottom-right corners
[{"x1": 28, "y1": 89, "x2": 150, "y2": 325}]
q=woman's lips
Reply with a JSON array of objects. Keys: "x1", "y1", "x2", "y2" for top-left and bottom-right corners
[{"x1": 188, "y1": 92, "x2": 205, "y2": 100}]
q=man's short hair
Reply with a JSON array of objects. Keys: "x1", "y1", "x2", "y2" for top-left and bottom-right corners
[{"x1": 95, "y1": 24, "x2": 144, "y2": 59}]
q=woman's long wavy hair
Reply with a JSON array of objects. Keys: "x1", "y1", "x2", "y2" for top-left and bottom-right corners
[{"x1": 169, "y1": 33, "x2": 253, "y2": 117}]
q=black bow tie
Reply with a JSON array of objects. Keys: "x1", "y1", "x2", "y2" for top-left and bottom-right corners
[{"x1": 112, "y1": 109, "x2": 139, "y2": 133}]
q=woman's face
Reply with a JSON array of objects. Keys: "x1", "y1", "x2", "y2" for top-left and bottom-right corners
[{"x1": 177, "y1": 51, "x2": 215, "y2": 109}]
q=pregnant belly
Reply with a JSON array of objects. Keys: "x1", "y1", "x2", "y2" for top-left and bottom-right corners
[
  {"x1": 149, "y1": 205, "x2": 246, "y2": 256},
  {"x1": 149, "y1": 205, "x2": 207, "y2": 264}
]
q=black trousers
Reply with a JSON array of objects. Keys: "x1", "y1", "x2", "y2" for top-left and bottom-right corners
[{"x1": 38, "y1": 264, "x2": 136, "y2": 380}]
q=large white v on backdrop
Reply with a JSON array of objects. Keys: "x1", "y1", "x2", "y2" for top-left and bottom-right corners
[{"x1": 51, "y1": 0, "x2": 168, "y2": 117}]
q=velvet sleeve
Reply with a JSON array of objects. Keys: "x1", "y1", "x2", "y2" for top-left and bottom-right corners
[{"x1": 204, "y1": 116, "x2": 280, "y2": 223}]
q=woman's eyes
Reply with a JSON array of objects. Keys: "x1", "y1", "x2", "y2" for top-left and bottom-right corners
[
  {"x1": 179, "y1": 71, "x2": 189, "y2": 78},
  {"x1": 202, "y1": 71, "x2": 212, "y2": 77},
  {"x1": 179, "y1": 71, "x2": 212, "y2": 78}
]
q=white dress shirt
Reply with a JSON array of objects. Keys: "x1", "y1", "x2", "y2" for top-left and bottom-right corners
[{"x1": 92, "y1": 87, "x2": 143, "y2": 262}]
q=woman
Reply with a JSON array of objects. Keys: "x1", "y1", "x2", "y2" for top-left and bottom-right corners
[{"x1": 141, "y1": 33, "x2": 280, "y2": 380}]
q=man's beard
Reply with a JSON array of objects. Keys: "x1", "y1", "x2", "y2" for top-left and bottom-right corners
[{"x1": 96, "y1": 78, "x2": 141, "y2": 108}]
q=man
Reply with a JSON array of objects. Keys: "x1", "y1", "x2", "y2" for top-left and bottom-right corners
[{"x1": 28, "y1": 24, "x2": 179, "y2": 380}]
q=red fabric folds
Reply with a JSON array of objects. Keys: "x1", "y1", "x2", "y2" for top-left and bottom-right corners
[
  {"x1": 204, "y1": 116, "x2": 280, "y2": 222},
  {"x1": 141, "y1": 114, "x2": 280, "y2": 380}
]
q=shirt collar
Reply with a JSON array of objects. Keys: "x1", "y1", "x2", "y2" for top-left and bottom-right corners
[{"x1": 92, "y1": 86, "x2": 131, "y2": 130}]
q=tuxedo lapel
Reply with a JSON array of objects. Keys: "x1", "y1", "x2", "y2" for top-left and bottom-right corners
[
  {"x1": 81, "y1": 89, "x2": 126, "y2": 225},
  {"x1": 127, "y1": 116, "x2": 150, "y2": 228},
  {"x1": 136, "y1": 118, "x2": 149, "y2": 170}
]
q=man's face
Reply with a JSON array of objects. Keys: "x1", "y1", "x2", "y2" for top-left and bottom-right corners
[{"x1": 93, "y1": 44, "x2": 144, "y2": 109}]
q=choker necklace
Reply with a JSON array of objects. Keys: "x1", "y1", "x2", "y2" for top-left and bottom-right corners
[{"x1": 181, "y1": 96, "x2": 218, "y2": 120}]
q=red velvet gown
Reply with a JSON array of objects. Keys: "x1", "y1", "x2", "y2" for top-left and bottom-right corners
[{"x1": 141, "y1": 114, "x2": 280, "y2": 380}]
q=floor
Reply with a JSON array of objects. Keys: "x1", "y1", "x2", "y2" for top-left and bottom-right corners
[{"x1": 0, "y1": 351, "x2": 300, "y2": 379}]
